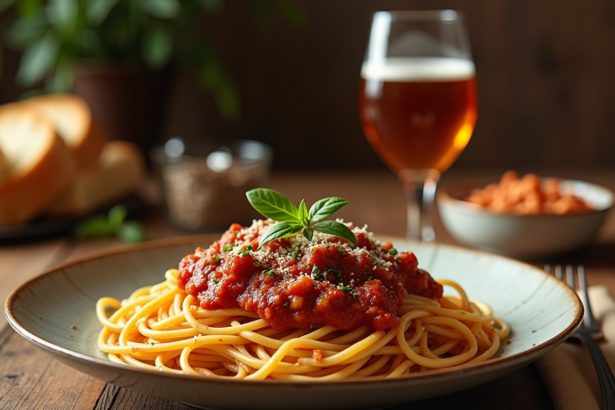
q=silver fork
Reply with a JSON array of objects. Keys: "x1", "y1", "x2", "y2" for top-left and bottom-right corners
[{"x1": 550, "y1": 264, "x2": 615, "y2": 410}]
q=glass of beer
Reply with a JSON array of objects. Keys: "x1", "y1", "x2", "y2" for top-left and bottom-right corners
[{"x1": 359, "y1": 10, "x2": 477, "y2": 241}]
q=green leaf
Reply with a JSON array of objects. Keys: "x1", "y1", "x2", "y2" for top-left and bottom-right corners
[
  {"x1": 75, "y1": 28, "x2": 102, "y2": 56},
  {"x1": 199, "y1": 0, "x2": 222, "y2": 10},
  {"x1": 143, "y1": 0, "x2": 180, "y2": 19},
  {"x1": 117, "y1": 221, "x2": 145, "y2": 243},
  {"x1": 46, "y1": 63, "x2": 74, "y2": 92},
  {"x1": 17, "y1": 35, "x2": 59, "y2": 86},
  {"x1": 0, "y1": 0, "x2": 17, "y2": 13},
  {"x1": 87, "y1": 0, "x2": 120, "y2": 24},
  {"x1": 72, "y1": 216, "x2": 114, "y2": 239},
  {"x1": 108, "y1": 205, "x2": 127, "y2": 229},
  {"x1": 308, "y1": 197, "x2": 349, "y2": 222},
  {"x1": 19, "y1": 0, "x2": 42, "y2": 17},
  {"x1": 298, "y1": 199, "x2": 309, "y2": 225},
  {"x1": 197, "y1": 56, "x2": 222, "y2": 88},
  {"x1": 259, "y1": 222, "x2": 302, "y2": 247},
  {"x1": 17, "y1": 89, "x2": 43, "y2": 100},
  {"x1": 46, "y1": 0, "x2": 77, "y2": 31},
  {"x1": 246, "y1": 188, "x2": 300, "y2": 223},
  {"x1": 6, "y1": 16, "x2": 48, "y2": 48},
  {"x1": 303, "y1": 228, "x2": 313, "y2": 241},
  {"x1": 312, "y1": 221, "x2": 357, "y2": 246},
  {"x1": 142, "y1": 26, "x2": 173, "y2": 68},
  {"x1": 215, "y1": 76, "x2": 240, "y2": 120},
  {"x1": 196, "y1": 57, "x2": 240, "y2": 120}
]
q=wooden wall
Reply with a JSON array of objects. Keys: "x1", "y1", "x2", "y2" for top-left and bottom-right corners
[{"x1": 3, "y1": 0, "x2": 615, "y2": 171}]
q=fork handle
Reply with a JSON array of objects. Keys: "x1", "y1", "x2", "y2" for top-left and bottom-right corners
[{"x1": 576, "y1": 330, "x2": 615, "y2": 410}]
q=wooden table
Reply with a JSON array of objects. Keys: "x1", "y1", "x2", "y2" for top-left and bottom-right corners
[{"x1": 1, "y1": 170, "x2": 614, "y2": 409}]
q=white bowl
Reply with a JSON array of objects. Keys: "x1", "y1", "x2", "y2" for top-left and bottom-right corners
[{"x1": 438, "y1": 178, "x2": 613, "y2": 258}]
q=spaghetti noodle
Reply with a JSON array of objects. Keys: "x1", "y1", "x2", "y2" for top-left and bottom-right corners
[{"x1": 97, "y1": 220, "x2": 509, "y2": 380}]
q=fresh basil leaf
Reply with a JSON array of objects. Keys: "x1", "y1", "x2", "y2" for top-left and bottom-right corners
[
  {"x1": 259, "y1": 222, "x2": 302, "y2": 247},
  {"x1": 312, "y1": 221, "x2": 357, "y2": 246},
  {"x1": 303, "y1": 228, "x2": 313, "y2": 241},
  {"x1": 72, "y1": 216, "x2": 114, "y2": 239},
  {"x1": 246, "y1": 188, "x2": 300, "y2": 223},
  {"x1": 108, "y1": 205, "x2": 127, "y2": 229},
  {"x1": 298, "y1": 199, "x2": 309, "y2": 225},
  {"x1": 308, "y1": 197, "x2": 349, "y2": 222},
  {"x1": 117, "y1": 221, "x2": 145, "y2": 243}
]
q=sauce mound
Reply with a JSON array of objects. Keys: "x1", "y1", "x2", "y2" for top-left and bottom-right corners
[{"x1": 178, "y1": 220, "x2": 442, "y2": 331}]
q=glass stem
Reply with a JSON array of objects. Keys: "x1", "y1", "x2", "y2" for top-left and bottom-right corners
[{"x1": 399, "y1": 170, "x2": 441, "y2": 242}]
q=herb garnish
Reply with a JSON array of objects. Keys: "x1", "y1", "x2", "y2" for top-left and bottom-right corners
[
  {"x1": 327, "y1": 268, "x2": 341, "y2": 279},
  {"x1": 72, "y1": 205, "x2": 144, "y2": 243},
  {"x1": 246, "y1": 188, "x2": 357, "y2": 248},
  {"x1": 337, "y1": 284, "x2": 352, "y2": 294},
  {"x1": 223, "y1": 244, "x2": 234, "y2": 252},
  {"x1": 311, "y1": 266, "x2": 324, "y2": 281}
]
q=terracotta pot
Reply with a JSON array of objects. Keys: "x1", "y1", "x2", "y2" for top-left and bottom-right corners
[{"x1": 73, "y1": 64, "x2": 172, "y2": 155}]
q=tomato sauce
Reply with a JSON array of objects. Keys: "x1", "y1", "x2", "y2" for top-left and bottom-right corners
[{"x1": 177, "y1": 220, "x2": 443, "y2": 331}]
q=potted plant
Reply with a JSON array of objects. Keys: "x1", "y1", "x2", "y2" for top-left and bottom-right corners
[{"x1": 1, "y1": 0, "x2": 300, "y2": 151}]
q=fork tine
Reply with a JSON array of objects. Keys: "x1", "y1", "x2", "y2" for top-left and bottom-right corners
[
  {"x1": 555, "y1": 265, "x2": 615, "y2": 408},
  {"x1": 565, "y1": 265, "x2": 575, "y2": 289},
  {"x1": 577, "y1": 265, "x2": 602, "y2": 337},
  {"x1": 554, "y1": 265, "x2": 564, "y2": 280}
]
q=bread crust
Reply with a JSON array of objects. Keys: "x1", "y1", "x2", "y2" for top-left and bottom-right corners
[
  {"x1": 45, "y1": 141, "x2": 145, "y2": 216},
  {"x1": 24, "y1": 94, "x2": 106, "y2": 169},
  {"x1": 0, "y1": 105, "x2": 75, "y2": 224}
]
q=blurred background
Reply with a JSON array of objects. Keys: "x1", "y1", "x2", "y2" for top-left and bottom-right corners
[{"x1": 1, "y1": 0, "x2": 614, "y2": 172}]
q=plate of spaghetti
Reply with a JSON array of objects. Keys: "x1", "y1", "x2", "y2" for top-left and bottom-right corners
[{"x1": 5, "y1": 190, "x2": 582, "y2": 409}]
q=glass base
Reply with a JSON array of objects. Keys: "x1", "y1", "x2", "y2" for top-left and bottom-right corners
[{"x1": 397, "y1": 169, "x2": 440, "y2": 242}]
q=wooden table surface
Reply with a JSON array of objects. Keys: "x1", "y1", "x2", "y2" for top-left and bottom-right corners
[{"x1": 1, "y1": 170, "x2": 614, "y2": 410}]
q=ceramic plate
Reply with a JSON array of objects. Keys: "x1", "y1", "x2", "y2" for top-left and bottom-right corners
[{"x1": 5, "y1": 236, "x2": 582, "y2": 409}]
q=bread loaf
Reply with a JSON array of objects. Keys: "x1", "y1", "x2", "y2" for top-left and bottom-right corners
[
  {"x1": 0, "y1": 103, "x2": 75, "y2": 225},
  {"x1": 45, "y1": 141, "x2": 145, "y2": 216},
  {"x1": 24, "y1": 94, "x2": 106, "y2": 168}
]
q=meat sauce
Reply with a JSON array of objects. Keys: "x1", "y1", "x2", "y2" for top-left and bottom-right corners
[{"x1": 177, "y1": 220, "x2": 443, "y2": 331}]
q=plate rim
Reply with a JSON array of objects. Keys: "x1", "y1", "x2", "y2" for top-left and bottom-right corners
[{"x1": 4, "y1": 235, "x2": 584, "y2": 387}]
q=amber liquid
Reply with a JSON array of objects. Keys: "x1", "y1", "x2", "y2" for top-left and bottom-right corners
[{"x1": 359, "y1": 62, "x2": 477, "y2": 173}]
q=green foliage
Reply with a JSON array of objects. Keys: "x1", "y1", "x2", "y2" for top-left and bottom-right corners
[
  {"x1": 72, "y1": 205, "x2": 145, "y2": 243},
  {"x1": 2, "y1": 0, "x2": 301, "y2": 120},
  {"x1": 246, "y1": 188, "x2": 357, "y2": 248}
]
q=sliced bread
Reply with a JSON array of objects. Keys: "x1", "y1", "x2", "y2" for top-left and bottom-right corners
[
  {"x1": 24, "y1": 94, "x2": 106, "y2": 168},
  {"x1": 0, "y1": 103, "x2": 75, "y2": 225},
  {"x1": 45, "y1": 141, "x2": 145, "y2": 216}
]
